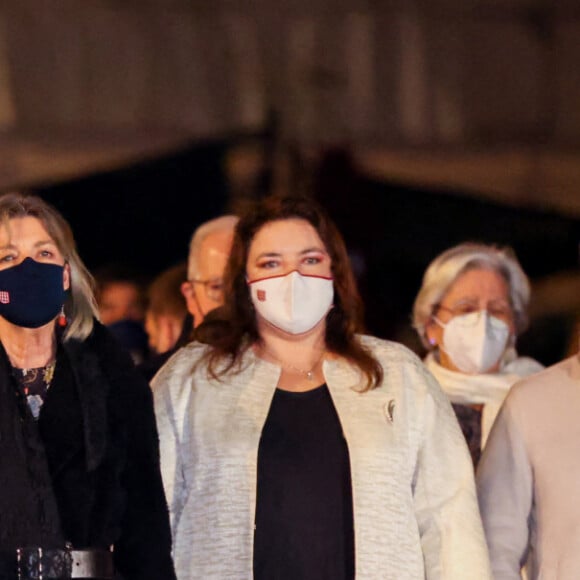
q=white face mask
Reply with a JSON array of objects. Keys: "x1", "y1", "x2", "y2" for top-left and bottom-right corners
[
  {"x1": 248, "y1": 271, "x2": 334, "y2": 334},
  {"x1": 435, "y1": 310, "x2": 511, "y2": 374}
]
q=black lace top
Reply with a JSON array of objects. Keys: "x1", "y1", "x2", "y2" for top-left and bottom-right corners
[{"x1": 12, "y1": 362, "x2": 56, "y2": 420}]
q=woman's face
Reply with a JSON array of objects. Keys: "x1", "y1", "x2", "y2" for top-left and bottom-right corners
[
  {"x1": 246, "y1": 218, "x2": 332, "y2": 333},
  {"x1": 426, "y1": 267, "x2": 515, "y2": 372},
  {"x1": 246, "y1": 218, "x2": 331, "y2": 280},
  {"x1": 0, "y1": 216, "x2": 69, "y2": 288}
]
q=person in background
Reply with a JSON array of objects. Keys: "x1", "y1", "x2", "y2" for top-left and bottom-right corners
[
  {"x1": 139, "y1": 262, "x2": 188, "y2": 382},
  {"x1": 93, "y1": 263, "x2": 149, "y2": 364},
  {"x1": 181, "y1": 214, "x2": 238, "y2": 328},
  {"x1": 141, "y1": 214, "x2": 238, "y2": 382},
  {"x1": 477, "y1": 348, "x2": 580, "y2": 579},
  {"x1": 153, "y1": 195, "x2": 492, "y2": 579},
  {"x1": 93, "y1": 262, "x2": 147, "y2": 325},
  {"x1": 144, "y1": 261, "x2": 188, "y2": 355},
  {"x1": 0, "y1": 192, "x2": 175, "y2": 579},
  {"x1": 412, "y1": 242, "x2": 543, "y2": 467}
]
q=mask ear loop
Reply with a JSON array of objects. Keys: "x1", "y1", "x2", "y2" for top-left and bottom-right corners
[{"x1": 431, "y1": 315, "x2": 447, "y2": 328}]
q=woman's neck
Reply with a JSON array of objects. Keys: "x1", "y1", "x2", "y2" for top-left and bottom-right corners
[
  {"x1": 0, "y1": 320, "x2": 56, "y2": 369},
  {"x1": 255, "y1": 320, "x2": 329, "y2": 392}
]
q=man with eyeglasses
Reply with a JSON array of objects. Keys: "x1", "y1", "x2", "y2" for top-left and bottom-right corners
[
  {"x1": 139, "y1": 214, "x2": 238, "y2": 381},
  {"x1": 181, "y1": 214, "x2": 239, "y2": 328}
]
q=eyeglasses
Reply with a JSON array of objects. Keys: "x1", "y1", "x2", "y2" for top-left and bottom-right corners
[
  {"x1": 434, "y1": 301, "x2": 513, "y2": 328},
  {"x1": 190, "y1": 278, "x2": 224, "y2": 302}
]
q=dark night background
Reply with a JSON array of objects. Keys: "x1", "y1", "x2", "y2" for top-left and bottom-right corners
[{"x1": 32, "y1": 141, "x2": 580, "y2": 367}]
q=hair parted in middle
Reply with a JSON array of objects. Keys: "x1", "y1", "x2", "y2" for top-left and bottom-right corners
[
  {"x1": 195, "y1": 194, "x2": 383, "y2": 391},
  {"x1": 412, "y1": 241, "x2": 531, "y2": 350},
  {"x1": 0, "y1": 191, "x2": 99, "y2": 341}
]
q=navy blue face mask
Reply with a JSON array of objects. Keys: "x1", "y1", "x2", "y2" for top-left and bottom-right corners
[{"x1": 0, "y1": 257, "x2": 66, "y2": 328}]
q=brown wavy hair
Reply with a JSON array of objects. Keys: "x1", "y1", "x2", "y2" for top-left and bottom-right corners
[{"x1": 196, "y1": 195, "x2": 383, "y2": 391}]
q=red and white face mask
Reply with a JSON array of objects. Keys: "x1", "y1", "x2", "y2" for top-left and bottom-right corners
[{"x1": 248, "y1": 270, "x2": 334, "y2": 334}]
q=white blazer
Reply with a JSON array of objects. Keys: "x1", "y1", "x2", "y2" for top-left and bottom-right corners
[{"x1": 153, "y1": 335, "x2": 492, "y2": 580}]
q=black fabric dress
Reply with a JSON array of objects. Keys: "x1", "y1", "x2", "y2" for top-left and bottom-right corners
[{"x1": 254, "y1": 384, "x2": 355, "y2": 580}]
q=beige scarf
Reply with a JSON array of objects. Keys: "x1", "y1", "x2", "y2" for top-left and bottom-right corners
[{"x1": 424, "y1": 350, "x2": 544, "y2": 448}]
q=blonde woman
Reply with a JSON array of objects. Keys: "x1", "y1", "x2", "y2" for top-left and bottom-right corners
[{"x1": 0, "y1": 193, "x2": 175, "y2": 579}]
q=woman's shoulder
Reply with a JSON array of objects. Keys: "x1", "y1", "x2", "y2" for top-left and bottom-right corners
[
  {"x1": 508, "y1": 354, "x2": 578, "y2": 402},
  {"x1": 356, "y1": 334, "x2": 445, "y2": 398},
  {"x1": 503, "y1": 354, "x2": 544, "y2": 377},
  {"x1": 67, "y1": 319, "x2": 133, "y2": 371},
  {"x1": 65, "y1": 320, "x2": 155, "y2": 410},
  {"x1": 151, "y1": 340, "x2": 212, "y2": 390}
]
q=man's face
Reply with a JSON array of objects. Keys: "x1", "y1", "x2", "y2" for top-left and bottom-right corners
[{"x1": 182, "y1": 229, "x2": 234, "y2": 326}]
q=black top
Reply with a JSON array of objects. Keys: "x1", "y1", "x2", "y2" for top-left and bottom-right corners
[
  {"x1": 452, "y1": 403, "x2": 483, "y2": 468},
  {"x1": 12, "y1": 362, "x2": 56, "y2": 419},
  {"x1": 254, "y1": 384, "x2": 355, "y2": 580}
]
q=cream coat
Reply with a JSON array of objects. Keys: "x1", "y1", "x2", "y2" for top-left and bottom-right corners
[
  {"x1": 153, "y1": 335, "x2": 492, "y2": 580},
  {"x1": 477, "y1": 355, "x2": 580, "y2": 579}
]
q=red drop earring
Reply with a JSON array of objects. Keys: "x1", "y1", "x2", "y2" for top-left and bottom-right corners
[{"x1": 57, "y1": 306, "x2": 67, "y2": 327}]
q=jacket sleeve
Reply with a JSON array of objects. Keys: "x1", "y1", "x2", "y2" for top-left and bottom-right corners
[
  {"x1": 476, "y1": 394, "x2": 532, "y2": 580},
  {"x1": 411, "y1": 365, "x2": 493, "y2": 579},
  {"x1": 151, "y1": 365, "x2": 187, "y2": 538}
]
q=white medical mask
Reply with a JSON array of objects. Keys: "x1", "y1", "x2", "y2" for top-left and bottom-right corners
[
  {"x1": 248, "y1": 271, "x2": 334, "y2": 334},
  {"x1": 434, "y1": 310, "x2": 511, "y2": 374}
]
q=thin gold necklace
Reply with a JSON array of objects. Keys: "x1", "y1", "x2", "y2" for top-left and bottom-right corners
[{"x1": 261, "y1": 346, "x2": 326, "y2": 381}]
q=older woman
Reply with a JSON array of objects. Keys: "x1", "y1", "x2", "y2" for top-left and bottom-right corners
[
  {"x1": 0, "y1": 192, "x2": 175, "y2": 579},
  {"x1": 412, "y1": 243, "x2": 543, "y2": 466},
  {"x1": 153, "y1": 195, "x2": 491, "y2": 579}
]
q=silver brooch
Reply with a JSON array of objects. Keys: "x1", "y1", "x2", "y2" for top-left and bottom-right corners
[{"x1": 384, "y1": 399, "x2": 395, "y2": 423}]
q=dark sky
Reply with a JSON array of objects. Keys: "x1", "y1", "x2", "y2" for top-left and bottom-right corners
[
  {"x1": 33, "y1": 142, "x2": 580, "y2": 366},
  {"x1": 35, "y1": 140, "x2": 230, "y2": 279}
]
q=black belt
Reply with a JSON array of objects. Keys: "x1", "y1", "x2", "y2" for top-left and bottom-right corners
[{"x1": 15, "y1": 547, "x2": 114, "y2": 579}]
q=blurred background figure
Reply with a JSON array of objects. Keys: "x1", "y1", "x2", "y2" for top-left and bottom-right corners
[
  {"x1": 181, "y1": 214, "x2": 239, "y2": 329},
  {"x1": 94, "y1": 262, "x2": 147, "y2": 325},
  {"x1": 94, "y1": 262, "x2": 149, "y2": 364},
  {"x1": 477, "y1": 346, "x2": 580, "y2": 579},
  {"x1": 139, "y1": 262, "x2": 188, "y2": 382},
  {"x1": 412, "y1": 242, "x2": 544, "y2": 467},
  {"x1": 140, "y1": 214, "x2": 239, "y2": 381},
  {"x1": 145, "y1": 261, "x2": 188, "y2": 356}
]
